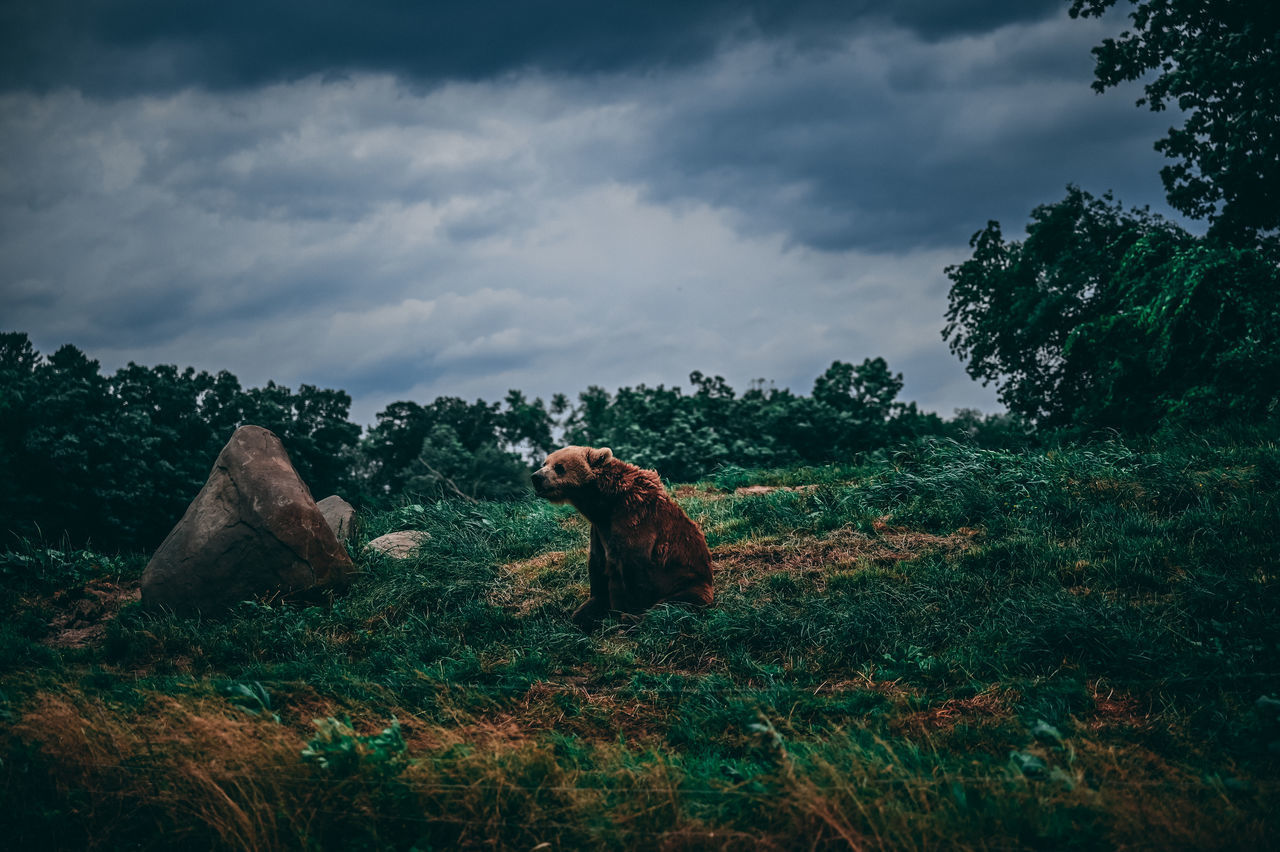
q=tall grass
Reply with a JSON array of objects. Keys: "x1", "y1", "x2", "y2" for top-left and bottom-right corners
[{"x1": 2, "y1": 434, "x2": 1278, "y2": 849}]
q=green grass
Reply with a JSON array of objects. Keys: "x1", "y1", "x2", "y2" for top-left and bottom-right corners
[{"x1": 2, "y1": 434, "x2": 1278, "y2": 849}]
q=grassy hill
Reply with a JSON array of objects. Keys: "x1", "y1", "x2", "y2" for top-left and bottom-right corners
[{"x1": 2, "y1": 436, "x2": 1278, "y2": 850}]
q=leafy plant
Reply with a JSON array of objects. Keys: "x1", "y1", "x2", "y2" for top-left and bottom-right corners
[
  {"x1": 219, "y1": 681, "x2": 279, "y2": 723},
  {"x1": 301, "y1": 717, "x2": 408, "y2": 778}
]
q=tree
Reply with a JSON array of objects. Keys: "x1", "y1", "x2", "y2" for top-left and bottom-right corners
[
  {"x1": 812, "y1": 358, "x2": 903, "y2": 423},
  {"x1": 553, "y1": 361, "x2": 922, "y2": 480},
  {"x1": 406, "y1": 423, "x2": 531, "y2": 502},
  {"x1": 944, "y1": 187, "x2": 1179, "y2": 427},
  {"x1": 808, "y1": 358, "x2": 907, "y2": 454},
  {"x1": 943, "y1": 186, "x2": 1280, "y2": 429},
  {"x1": 361, "y1": 393, "x2": 548, "y2": 504},
  {"x1": 239, "y1": 381, "x2": 361, "y2": 500},
  {"x1": 561, "y1": 385, "x2": 613, "y2": 448},
  {"x1": 361, "y1": 400, "x2": 432, "y2": 500},
  {"x1": 1070, "y1": 234, "x2": 1280, "y2": 427},
  {"x1": 499, "y1": 389, "x2": 556, "y2": 461},
  {"x1": 108, "y1": 362, "x2": 231, "y2": 545},
  {"x1": 1069, "y1": 0, "x2": 1280, "y2": 247}
]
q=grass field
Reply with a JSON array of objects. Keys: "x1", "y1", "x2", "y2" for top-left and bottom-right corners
[{"x1": 2, "y1": 435, "x2": 1278, "y2": 850}]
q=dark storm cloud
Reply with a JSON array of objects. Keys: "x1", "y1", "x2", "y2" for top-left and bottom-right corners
[{"x1": 1, "y1": 0, "x2": 1063, "y2": 95}]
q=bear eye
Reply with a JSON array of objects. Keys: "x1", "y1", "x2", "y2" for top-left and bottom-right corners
[{"x1": 554, "y1": 463, "x2": 565, "y2": 475}]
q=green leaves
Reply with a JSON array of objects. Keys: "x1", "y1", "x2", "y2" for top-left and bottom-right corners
[
  {"x1": 301, "y1": 716, "x2": 407, "y2": 777},
  {"x1": 0, "y1": 334, "x2": 364, "y2": 551},
  {"x1": 219, "y1": 680, "x2": 280, "y2": 723},
  {"x1": 559, "y1": 361, "x2": 926, "y2": 483},
  {"x1": 944, "y1": 187, "x2": 1280, "y2": 432},
  {"x1": 950, "y1": 2, "x2": 1280, "y2": 433},
  {"x1": 1069, "y1": 0, "x2": 1280, "y2": 247}
]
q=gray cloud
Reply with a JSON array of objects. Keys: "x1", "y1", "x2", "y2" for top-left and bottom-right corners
[{"x1": 620, "y1": 16, "x2": 1177, "y2": 252}]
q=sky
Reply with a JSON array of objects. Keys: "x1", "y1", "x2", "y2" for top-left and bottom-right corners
[{"x1": 0, "y1": 0, "x2": 1183, "y2": 428}]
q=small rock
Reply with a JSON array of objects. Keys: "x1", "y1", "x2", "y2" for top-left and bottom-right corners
[
  {"x1": 364, "y1": 531, "x2": 431, "y2": 559},
  {"x1": 317, "y1": 495, "x2": 357, "y2": 545},
  {"x1": 1009, "y1": 750, "x2": 1048, "y2": 779}
]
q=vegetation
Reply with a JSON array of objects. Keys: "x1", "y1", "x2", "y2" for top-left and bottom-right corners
[
  {"x1": 2, "y1": 435, "x2": 1277, "y2": 849},
  {"x1": 1, "y1": 334, "x2": 1005, "y2": 552},
  {"x1": 943, "y1": 1, "x2": 1280, "y2": 435},
  {"x1": 0, "y1": 332, "x2": 362, "y2": 551}
]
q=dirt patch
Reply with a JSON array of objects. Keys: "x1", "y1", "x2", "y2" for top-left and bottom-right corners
[
  {"x1": 273, "y1": 683, "x2": 358, "y2": 734},
  {"x1": 1083, "y1": 681, "x2": 1156, "y2": 734},
  {"x1": 403, "y1": 714, "x2": 538, "y2": 753},
  {"x1": 733, "y1": 484, "x2": 820, "y2": 496},
  {"x1": 670, "y1": 483, "x2": 822, "y2": 500},
  {"x1": 399, "y1": 679, "x2": 653, "y2": 752},
  {"x1": 712, "y1": 527, "x2": 975, "y2": 591},
  {"x1": 891, "y1": 688, "x2": 1010, "y2": 738},
  {"x1": 671, "y1": 484, "x2": 719, "y2": 499},
  {"x1": 43, "y1": 577, "x2": 141, "y2": 648},
  {"x1": 495, "y1": 524, "x2": 977, "y2": 615}
]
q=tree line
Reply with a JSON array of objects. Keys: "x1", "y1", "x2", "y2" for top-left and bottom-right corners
[{"x1": 1, "y1": 331, "x2": 1026, "y2": 552}]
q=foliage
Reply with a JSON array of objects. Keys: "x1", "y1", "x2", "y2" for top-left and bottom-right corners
[
  {"x1": 301, "y1": 717, "x2": 407, "y2": 778},
  {"x1": 943, "y1": 187, "x2": 1280, "y2": 430},
  {"x1": 2, "y1": 330, "x2": 1023, "y2": 553},
  {"x1": 359, "y1": 394, "x2": 553, "y2": 506},
  {"x1": 0, "y1": 537, "x2": 134, "y2": 593},
  {"x1": 1069, "y1": 0, "x2": 1280, "y2": 247},
  {"x1": 0, "y1": 329, "x2": 997, "y2": 554},
  {"x1": 219, "y1": 680, "x2": 280, "y2": 722},
  {"x1": 558, "y1": 359, "x2": 956, "y2": 482}
]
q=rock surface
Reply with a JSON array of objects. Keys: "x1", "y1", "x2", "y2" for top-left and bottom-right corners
[
  {"x1": 141, "y1": 425, "x2": 354, "y2": 615},
  {"x1": 363, "y1": 531, "x2": 431, "y2": 559},
  {"x1": 317, "y1": 495, "x2": 357, "y2": 545}
]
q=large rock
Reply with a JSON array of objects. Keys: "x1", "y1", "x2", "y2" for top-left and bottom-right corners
[
  {"x1": 317, "y1": 495, "x2": 357, "y2": 545},
  {"x1": 142, "y1": 425, "x2": 355, "y2": 615}
]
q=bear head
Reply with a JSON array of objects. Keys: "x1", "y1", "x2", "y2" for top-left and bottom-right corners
[{"x1": 530, "y1": 445, "x2": 613, "y2": 503}]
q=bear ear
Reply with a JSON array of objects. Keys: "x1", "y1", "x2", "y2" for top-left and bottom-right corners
[{"x1": 587, "y1": 447, "x2": 613, "y2": 468}]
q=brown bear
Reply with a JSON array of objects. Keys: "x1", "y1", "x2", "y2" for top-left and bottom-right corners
[{"x1": 530, "y1": 446, "x2": 714, "y2": 629}]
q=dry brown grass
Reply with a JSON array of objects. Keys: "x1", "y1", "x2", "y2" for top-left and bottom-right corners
[
  {"x1": 488, "y1": 548, "x2": 586, "y2": 615},
  {"x1": 497, "y1": 525, "x2": 977, "y2": 615},
  {"x1": 10, "y1": 689, "x2": 314, "y2": 850},
  {"x1": 889, "y1": 686, "x2": 1011, "y2": 739},
  {"x1": 41, "y1": 577, "x2": 140, "y2": 649},
  {"x1": 712, "y1": 527, "x2": 976, "y2": 593}
]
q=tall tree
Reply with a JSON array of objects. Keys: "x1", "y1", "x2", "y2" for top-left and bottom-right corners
[{"x1": 1070, "y1": 0, "x2": 1280, "y2": 246}]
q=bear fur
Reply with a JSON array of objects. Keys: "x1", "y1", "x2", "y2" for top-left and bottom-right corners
[{"x1": 530, "y1": 446, "x2": 714, "y2": 630}]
